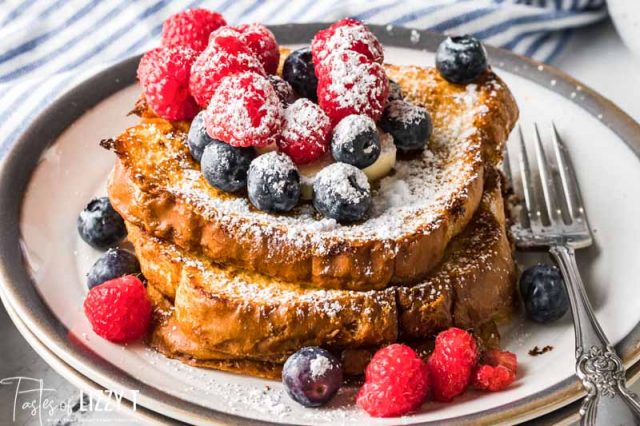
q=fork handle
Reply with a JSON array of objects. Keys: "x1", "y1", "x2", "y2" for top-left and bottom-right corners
[{"x1": 550, "y1": 245, "x2": 640, "y2": 426}]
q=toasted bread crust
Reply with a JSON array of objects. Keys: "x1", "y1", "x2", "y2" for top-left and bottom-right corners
[
  {"x1": 130, "y1": 169, "x2": 515, "y2": 376},
  {"x1": 397, "y1": 169, "x2": 516, "y2": 338},
  {"x1": 108, "y1": 59, "x2": 517, "y2": 291},
  {"x1": 131, "y1": 223, "x2": 399, "y2": 358}
]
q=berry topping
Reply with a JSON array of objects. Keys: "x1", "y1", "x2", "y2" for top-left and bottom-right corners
[
  {"x1": 137, "y1": 47, "x2": 199, "y2": 120},
  {"x1": 427, "y1": 327, "x2": 479, "y2": 402},
  {"x1": 282, "y1": 47, "x2": 318, "y2": 102},
  {"x1": 331, "y1": 114, "x2": 380, "y2": 168},
  {"x1": 189, "y1": 27, "x2": 265, "y2": 108},
  {"x1": 247, "y1": 152, "x2": 301, "y2": 213},
  {"x1": 487, "y1": 350, "x2": 517, "y2": 373},
  {"x1": 312, "y1": 18, "x2": 383, "y2": 69},
  {"x1": 356, "y1": 344, "x2": 429, "y2": 417},
  {"x1": 282, "y1": 347, "x2": 343, "y2": 407},
  {"x1": 83, "y1": 275, "x2": 151, "y2": 343},
  {"x1": 520, "y1": 264, "x2": 569, "y2": 323},
  {"x1": 317, "y1": 50, "x2": 388, "y2": 125},
  {"x1": 187, "y1": 110, "x2": 214, "y2": 162},
  {"x1": 161, "y1": 8, "x2": 227, "y2": 52},
  {"x1": 436, "y1": 35, "x2": 488, "y2": 84},
  {"x1": 201, "y1": 140, "x2": 256, "y2": 192},
  {"x1": 205, "y1": 72, "x2": 283, "y2": 147},
  {"x1": 473, "y1": 350, "x2": 517, "y2": 391},
  {"x1": 474, "y1": 365, "x2": 515, "y2": 392},
  {"x1": 268, "y1": 75, "x2": 295, "y2": 106},
  {"x1": 87, "y1": 248, "x2": 141, "y2": 289},
  {"x1": 387, "y1": 79, "x2": 404, "y2": 102},
  {"x1": 277, "y1": 98, "x2": 331, "y2": 165},
  {"x1": 380, "y1": 100, "x2": 432, "y2": 153},
  {"x1": 235, "y1": 23, "x2": 280, "y2": 75},
  {"x1": 313, "y1": 162, "x2": 371, "y2": 223},
  {"x1": 77, "y1": 197, "x2": 126, "y2": 250},
  {"x1": 360, "y1": 132, "x2": 397, "y2": 181}
]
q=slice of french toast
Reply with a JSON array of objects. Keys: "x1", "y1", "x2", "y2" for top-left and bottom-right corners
[
  {"x1": 127, "y1": 168, "x2": 515, "y2": 379},
  {"x1": 106, "y1": 51, "x2": 518, "y2": 291}
]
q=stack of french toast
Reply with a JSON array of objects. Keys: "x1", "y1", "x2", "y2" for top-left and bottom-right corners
[{"x1": 104, "y1": 45, "x2": 519, "y2": 380}]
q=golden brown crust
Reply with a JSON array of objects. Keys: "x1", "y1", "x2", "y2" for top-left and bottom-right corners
[
  {"x1": 130, "y1": 168, "x2": 515, "y2": 375},
  {"x1": 147, "y1": 289, "x2": 283, "y2": 379},
  {"x1": 107, "y1": 60, "x2": 518, "y2": 291},
  {"x1": 397, "y1": 168, "x2": 516, "y2": 338},
  {"x1": 384, "y1": 64, "x2": 519, "y2": 167},
  {"x1": 132, "y1": 223, "x2": 399, "y2": 359}
]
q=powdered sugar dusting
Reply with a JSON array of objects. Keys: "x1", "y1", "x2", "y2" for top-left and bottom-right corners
[
  {"x1": 318, "y1": 50, "x2": 388, "y2": 123},
  {"x1": 205, "y1": 71, "x2": 283, "y2": 147},
  {"x1": 385, "y1": 99, "x2": 427, "y2": 125},
  {"x1": 155, "y1": 236, "x2": 395, "y2": 316},
  {"x1": 314, "y1": 163, "x2": 370, "y2": 204},
  {"x1": 267, "y1": 75, "x2": 294, "y2": 105},
  {"x1": 319, "y1": 23, "x2": 384, "y2": 64},
  {"x1": 281, "y1": 99, "x2": 330, "y2": 147},
  {"x1": 332, "y1": 114, "x2": 377, "y2": 154},
  {"x1": 410, "y1": 29, "x2": 420, "y2": 44},
  {"x1": 189, "y1": 27, "x2": 265, "y2": 107},
  {"x1": 378, "y1": 178, "x2": 411, "y2": 208},
  {"x1": 310, "y1": 355, "x2": 332, "y2": 379},
  {"x1": 249, "y1": 152, "x2": 298, "y2": 198},
  {"x1": 234, "y1": 23, "x2": 279, "y2": 74},
  {"x1": 140, "y1": 69, "x2": 490, "y2": 257},
  {"x1": 140, "y1": 344, "x2": 368, "y2": 424}
]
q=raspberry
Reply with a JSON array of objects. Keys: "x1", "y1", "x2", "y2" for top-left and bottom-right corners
[
  {"x1": 474, "y1": 365, "x2": 516, "y2": 391},
  {"x1": 356, "y1": 344, "x2": 430, "y2": 417},
  {"x1": 312, "y1": 18, "x2": 383, "y2": 70},
  {"x1": 277, "y1": 98, "x2": 331, "y2": 164},
  {"x1": 473, "y1": 350, "x2": 517, "y2": 391},
  {"x1": 317, "y1": 50, "x2": 388, "y2": 124},
  {"x1": 161, "y1": 8, "x2": 227, "y2": 52},
  {"x1": 137, "y1": 46, "x2": 199, "y2": 120},
  {"x1": 189, "y1": 27, "x2": 265, "y2": 108},
  {"x1": 427, "y1": 327, "x2": 479, "y2": 402},
  {"x1": 205, "y1": 72, "x2": 283, "y2": 147},
  {"x1": 485, "y1": 349, "x2": 517, "y2": 373},
  {"x1": 235, "y1": 23, "x2": 280, "y2": 75},
  {"x1": 83, "y1": 275, "x2": 152, "y2": 343}
]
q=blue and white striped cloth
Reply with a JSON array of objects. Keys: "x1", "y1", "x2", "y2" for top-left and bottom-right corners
[{"x1": 0, "y1": 0, "x2": 607, "y2": 159}]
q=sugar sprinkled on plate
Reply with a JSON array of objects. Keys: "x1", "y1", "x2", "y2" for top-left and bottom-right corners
[{"x1": 410, "y1": 29, "x2": 420, "y2": 44}]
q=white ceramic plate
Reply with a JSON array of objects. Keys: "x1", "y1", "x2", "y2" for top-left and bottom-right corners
[{"x1": 1, "y1": 25, "x2": 640, "y2": 425}]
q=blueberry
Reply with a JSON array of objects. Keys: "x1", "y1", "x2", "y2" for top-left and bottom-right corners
[
  {"x1": 380, "y1": 100, "x2": 432, "y2": 153},
  {"x1": 520, "y1": 264, "x2": 570, "y2": 323},
  {"x1": 313, "y1": 163, "x2": 371, "y2": 223},
  {"x1": 201, "y1": 140, "x2": 256, "y2": 193},
  {"x1": 436, "y1": 35, "x2": 488, "y2": 84},
  {"x1": 77, "y1": 197, "x2": 126, "y2": 250},
  {"x1": 87, "y1": 248, "x2": 141, "y2": 289},
  {"x1": 387, "y1": 79, "x2": 404, "y2": 102},
  {"x1": 268, "y1": 75, "x2": 295, "y2": 106},
  {"x1": 282, "y1": 347, "x2": 343, "y2": 407},
  {"x1": 331, "y1": 115, "x2": 380, "y2": 169},
  {"x1": 187, "y1": 110, "x2": 214, "y2": 163},
  {"x1": 283, "y1": 47, "x2": 318, "y2": 102},
  {"x1": 247, "y1": 152, "x2": 301, "y2": 213}
]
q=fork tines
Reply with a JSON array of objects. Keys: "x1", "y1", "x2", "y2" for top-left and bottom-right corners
[{"x1": 503, "y1": 122, "x2": 592, "y2": 249}]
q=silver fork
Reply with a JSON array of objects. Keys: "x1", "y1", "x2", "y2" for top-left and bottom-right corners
[{"x1": 505, "y1": 123, "x2": 640, "y2": 426}]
